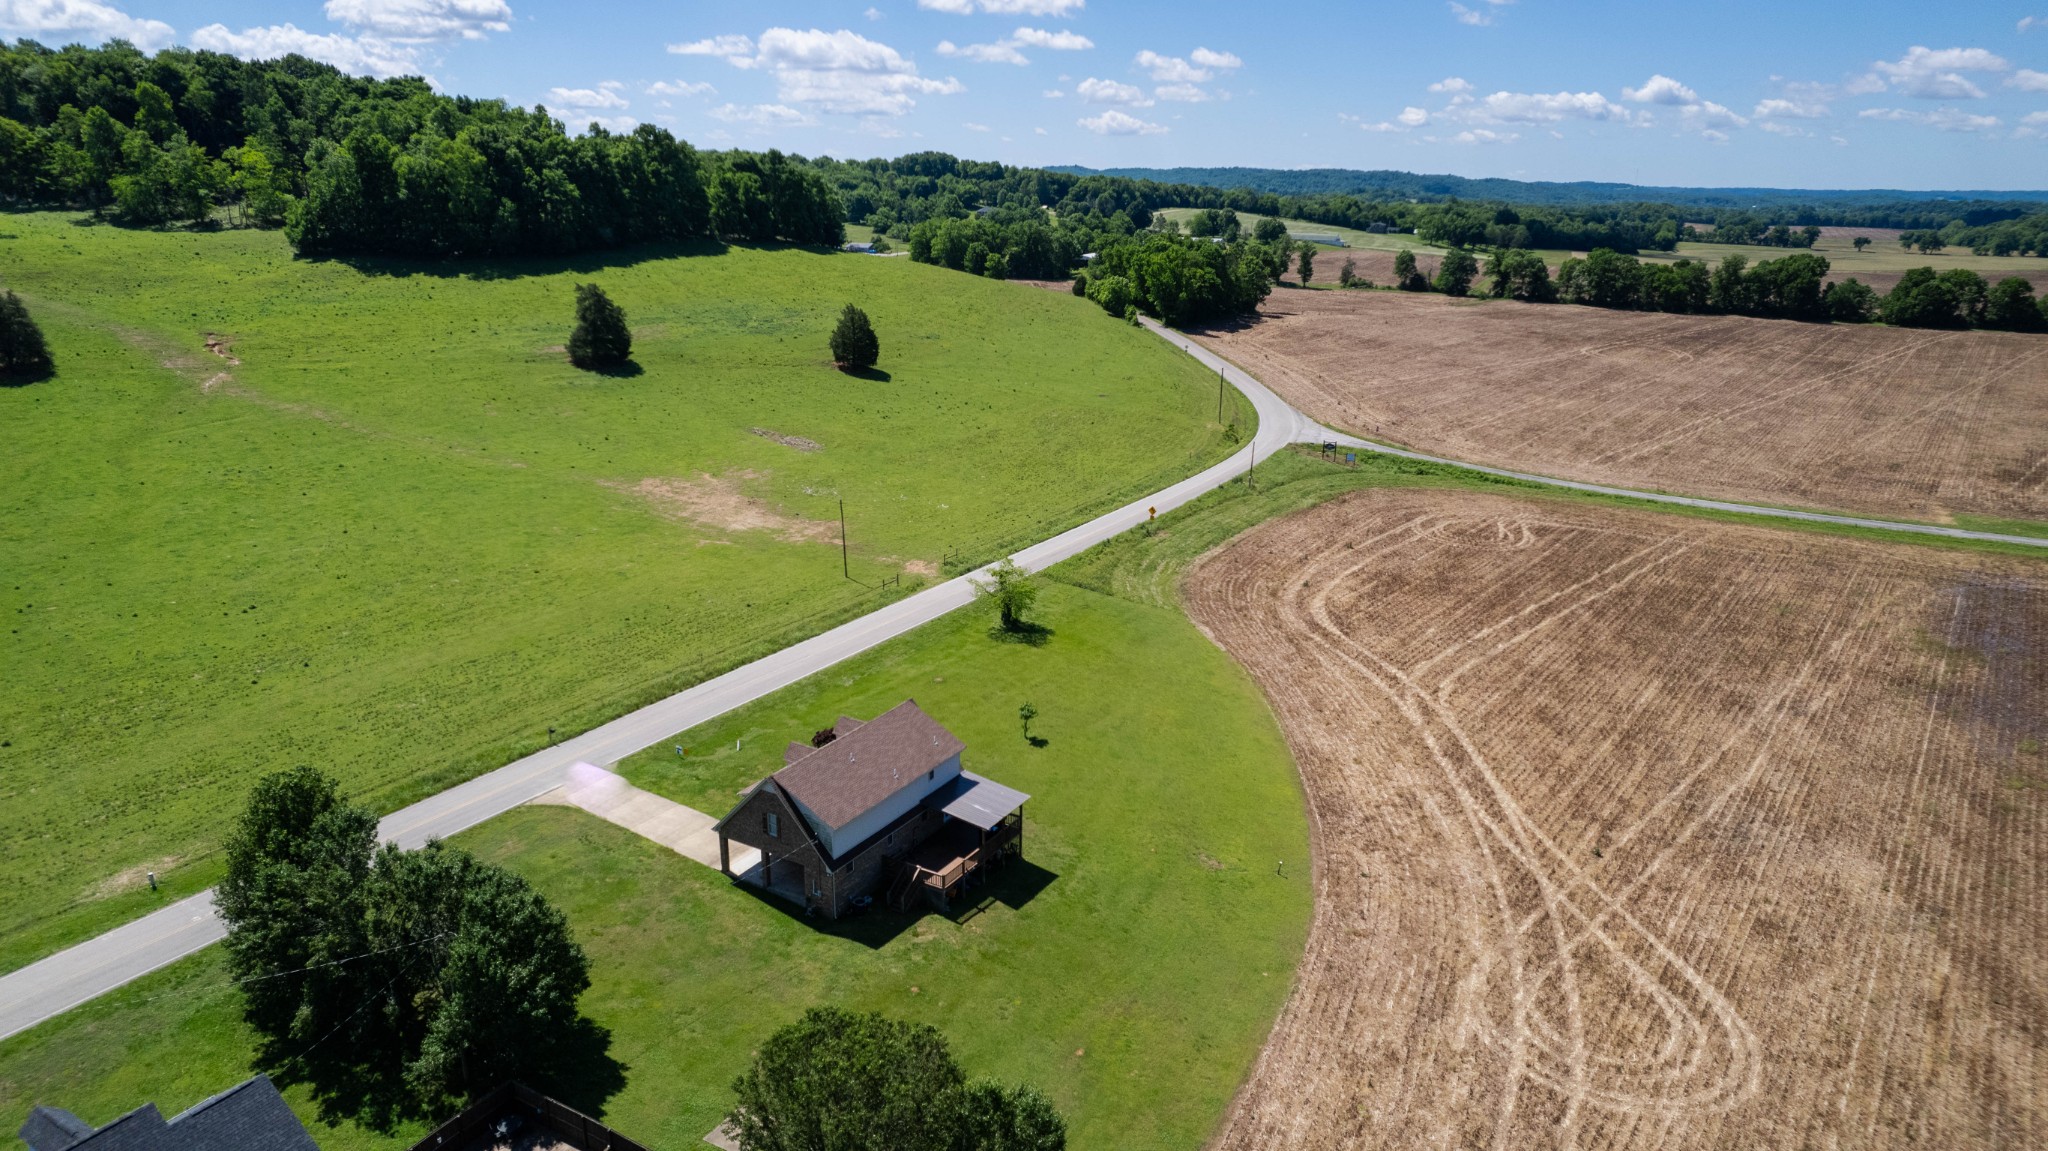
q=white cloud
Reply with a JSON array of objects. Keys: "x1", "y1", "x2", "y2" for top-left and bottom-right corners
[
  {"x1": 937, "y1": 39, "x2": 1028, "y2": 65},
  {"x1": 1449, "y1": 3, "x2": 1491, "y2": 26},
  {"x1": 574, "y1": 114, "x2": 638, "y2": 135},
  {"x1": 669, "y1": 34, "x2": 756, "y2": 60},
  {"x1": 192, "y1": 22, "x2": 420, "y2": 78},
  {"x1": 1451, "y1": 128, "x2": 1517, "y2": 143},
  {"x1": 322, "y1": 0, "x2": 509, "y2": 42},
  {"x1": 1013, "y1": 27, "x2": 1091, "y2": 50},
  {"x1": 1155, "y1": 84, "x2": 1209, "y2": 103},
  {"x1": 865, "y1": 6, "x2": 883, "y2": 19},
  {"x1": 681, "y1": 28, "x2": 965, "y2": 117},
  {"x1": 1465, "y1": 89, "x2": 1630, "y2": 123},
  {"x1": 1869, "y1": 45, "x2": 2010, "y2": 99},
  {"x1": 1361, "y1": 108, "x2": 1428, "y2": 133},
  {"x1": 2024, "y1": 16, "x2": 2041, "y2": 33},
  {"x1": 1079, "y1": 108, "x2": 1166, "y2": 135},
  {"x1": 2019, "y1": 110, "x2": 2048, "y2": 138},
  {"x1": 1034, "y1": 126, "x2": 1047, "y2": 134},
  {"x1": 1753, "y1": 97, "x2": 1828, "y2": 119},
  {"x1": 964, "y1": 121, "x2": 990, "y2": 131},
  {"x1": 548, "y1": 85, "x2": 628, "y2": 110},
  {"x1": 1428, "y1": 76, "x2": 1472, "y2": 94},
  {"x1": 1759, "y1": 121, "x2": 1812, "y2": 137},
  {"x1": 937, "y1": 25, "x2": 1092, "y2": 66},
  {"x1": 1859, "y1": 106, "x2": 2001, "y2": 132},
  {"x1": 919, "y1": 0, "x2": 1085, "y2": 14},
  {"x1": 1041, "y1": 88, "x2": 1064, "y2": 98},
  {"x1": 1077, "y1": 76, "x2": 1151, "y2": 106},
  {"x1": 0, "y1": 0, "x2": 175, "y2": 50},
  {"x1": 1701, "y1": 128, "x2": 1729, "y2": 142},
  {"x1": 2009, "y1": 69, "x2": 2048, "y2": 92},
  {"x1": 646, "y1": 79, "x2": 715, "y2": 98},
  {"x1": 1622, "y1": 74, "x2": 1697, "y2": 105},
  {"x1": 709, "y1": 102, "x2": 815, "y2": 127},
  {"x1": 1134, "y1": 47, "x2": 1241, "y2": 84}
]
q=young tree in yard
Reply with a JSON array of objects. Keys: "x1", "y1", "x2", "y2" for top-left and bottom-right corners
[
  {"x1": 0, "y1": 290, "x2": 54, "y2": 380},
  {"x1": 974, "y1": 558, "x2": 1040, "y2": 633},
  {"x1": 1338, "y1": 256, "x2": 1357, "y2": 287},
  {"x1": 1433, "y1": 248, "x2": 1479, "y2": 297},
  {"x1": 1853, "y1": 236, "x2": 1871, "y2": 253},
  {"x1": 829, "y1": 303, "x2": 880, "y2": 370},
  {"x1": 1019, "y1": 702, "x2": 1038, "y2": 742},
  {"x1": 568, "y1": 283, "x2": 632, "y2": 368},
  {"x1": 728, "y1": 1008, "x2": 1065, "y2": 1151},
  {"x1": 1296, "y1": 244, "x2": 1315, "y2": 285}
]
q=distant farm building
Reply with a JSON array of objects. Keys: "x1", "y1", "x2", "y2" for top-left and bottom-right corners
[
  {"x1": 715, "y1": 700, "x2": 1029, "y2": 917},
  {"x1": 1288, "y1": 231, "x2": 1348, "y2": 247},
  {"x1": 1365, "y1": 222, "x2": 1392, "y2": 234},
  {"x1": 842, "y1": 241, "x2": 877, "y2": 253}
]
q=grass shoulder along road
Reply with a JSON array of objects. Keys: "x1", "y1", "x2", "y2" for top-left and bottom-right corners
[
  {"x1": 0, "y1": 211, "x2": 1243, "y2": 971},
  {"x1": 0, "y1": 540, "x2": 1314, "y2": 1151}
]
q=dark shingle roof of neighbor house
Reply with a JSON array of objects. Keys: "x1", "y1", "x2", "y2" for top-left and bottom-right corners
[
  {"x1": 775, "y1": 700, "x2": 964, "y2": 831},
  {"x1": 18, "y1": 1074, "x2": 318, "y2": 1151}
]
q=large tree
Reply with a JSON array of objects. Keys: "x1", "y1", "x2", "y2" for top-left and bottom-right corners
[
  {"x1": 568, "y1": 283, "x2": 632, "y2": 369},
  {"x1": 1295, "y1": 244, "x2": 1315, "y2": 285},
  {"x1": 1982, "y1": 277, "x2": 2047, "y2": 332},
  {"x1": 0, "y1": 291, "x2": 54, "y2": 380},
  {"x1": 729, "y1": 1008, "x2": 1064, "y2": 1151},
  {"x1": 1433, "y1": 248, "x2": 1479, "y2": 297},
  {"x1": 830, "y1": 303, "x2": 881, "y2": 370},
  {"x1": 974, "y1": 558, "x2": 1040, "y2": 634},
  {"x1": 218, "y1": 767, "x2": 593, "y2": 1117}
]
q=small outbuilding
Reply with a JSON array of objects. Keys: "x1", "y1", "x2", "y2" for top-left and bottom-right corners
[{"x1": 715, "y1": 700, "x2": 1029, "y2": 917}]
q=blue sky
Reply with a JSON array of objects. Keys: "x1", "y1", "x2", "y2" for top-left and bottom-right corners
[{"x1": 10, "y1": 0, "x2": 2048, "y2": 189}]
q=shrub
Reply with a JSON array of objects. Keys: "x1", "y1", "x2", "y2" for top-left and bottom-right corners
[
  {"x1": 0, "y1": 290, "x2": 53, "y2": 380},
  {"x1": 1085, "y1": 272, "x2": 1134, "y2": 318},
  {"x1": 1822, "y1": 278, "x2": 1879, "y2": 324},
  {"x1": 568, "y1": 283, "x2": 631, "y2": 368},
  {"x1": 829, "y1": 304, "x2": 881, "y2": 369}
]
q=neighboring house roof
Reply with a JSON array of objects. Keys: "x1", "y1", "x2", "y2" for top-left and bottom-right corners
[
  {"x1": 774, "y1": 700, "x2": 965, "y2": 831},
  {"x1": 19, "y1": 1075, "x2": 318, "y2": 1151},
  {"x1": 926, "y1": 770, "x2": 1030, "y2": 831}
]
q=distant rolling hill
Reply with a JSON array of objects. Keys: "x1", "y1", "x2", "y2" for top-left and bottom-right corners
[{"x1": 1047, "y1": 165, "x2": 2048, "y2": 209}]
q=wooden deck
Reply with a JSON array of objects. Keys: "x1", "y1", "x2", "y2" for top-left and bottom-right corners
[{"x1": 887, "y1": 816, "x2": 1022, "y2": 910}]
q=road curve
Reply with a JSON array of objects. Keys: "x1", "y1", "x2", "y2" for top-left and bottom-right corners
[{"x1": 5, "y1": 313, "x2": 2043, "y2": 1043}]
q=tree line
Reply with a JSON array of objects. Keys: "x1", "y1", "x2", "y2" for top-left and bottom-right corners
[
  {"x1": 0, "y1": 39, "x2": 841, "y2": 256},
  {"x1": 1378, "y1": 245, "x2": 2046, "y2": 331}
]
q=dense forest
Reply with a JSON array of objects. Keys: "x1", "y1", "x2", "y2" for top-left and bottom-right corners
[{"x1": 0, "y1": 38, "x2": 840, "y2": 256}]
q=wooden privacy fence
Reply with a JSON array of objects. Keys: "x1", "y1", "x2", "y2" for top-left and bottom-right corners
[{"x1": 406, "y1": 1081, "x2": 652, "y2": 1151}]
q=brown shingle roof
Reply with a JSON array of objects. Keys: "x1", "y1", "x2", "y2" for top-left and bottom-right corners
[
  {"x1": 784, "y1": 741, "x2": 812, "y2": 766},
  {"x1": 775, "y1": 700, "x2": 964, "y2": 831}
]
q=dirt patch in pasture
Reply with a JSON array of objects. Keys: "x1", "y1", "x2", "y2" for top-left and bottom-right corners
[
  {"x1": 750, "y1": 427, "x2": 823, "y2": 453},
  {"x1": 1195, "y1": 289, "x2": 2048, "y2": 524},
  {"x1": 203, "y1": 333, "x2": 240, "y2": 365},
  {"x1": 611, "y1": 471, "x2": 836, "y2": 543},
  {"x1": 1187, "y1": 488, "x2": 2048, "y2": 1151},
  {"x1": 902, "y1": 559, "x2": 938, "y2": 576},
  {"x1": 90, "y1": 856, "x2": 184, "y2": 900}
]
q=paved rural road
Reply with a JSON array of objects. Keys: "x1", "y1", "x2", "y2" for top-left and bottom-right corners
[{"x1": 4, "y1": 317, "x2": 2043, "y2": 1044}]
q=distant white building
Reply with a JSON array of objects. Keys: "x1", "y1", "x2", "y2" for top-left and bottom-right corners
[{"x1": 1289, "y1": 232, "x2": 1347, "y2": 247}]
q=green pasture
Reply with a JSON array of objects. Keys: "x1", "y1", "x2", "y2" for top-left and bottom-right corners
[
  {"x1": 0, "y1": 561, "x2": 1314, "y2": 1151},
  {"x1": 0, "y1": 211, "x2": 1241, "y2": 969},
  {"x1": 1154, "y1": 206, "x2": 1446, "y2": 255}
]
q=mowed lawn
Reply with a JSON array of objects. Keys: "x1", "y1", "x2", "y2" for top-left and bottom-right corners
[
  {"x1": 0, "y1": 212, "x2": 1238, "y2": 968},
  {"x1": 0, "y1": 577, "x2": 1312, "y2": 1151}
]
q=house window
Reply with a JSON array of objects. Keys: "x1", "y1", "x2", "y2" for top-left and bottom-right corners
[{"x1": 765, "y1": 812, "x2": 780, "y2": 838}]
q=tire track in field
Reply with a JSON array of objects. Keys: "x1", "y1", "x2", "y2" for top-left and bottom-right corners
[{"x1": 1189, "y1": 487, "x2": 2048, "y2": 1151}]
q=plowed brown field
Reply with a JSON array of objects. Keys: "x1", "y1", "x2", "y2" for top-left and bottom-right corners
[
  {"x1": 1187, "y1": 488, "x2": 2047, "y2": 1151},
  {"x1": 1193, "y1": 291, "x2": 2048, "y2": 525}
]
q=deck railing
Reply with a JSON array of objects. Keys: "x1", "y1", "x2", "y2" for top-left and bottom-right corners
[{"x1": 899, "y1": 818, "x2": 1022, "y2": 905}]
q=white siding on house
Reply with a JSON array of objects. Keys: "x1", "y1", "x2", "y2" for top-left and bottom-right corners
[{"x1": 803, "y1": 752, "x2": 962, "y2": 858}]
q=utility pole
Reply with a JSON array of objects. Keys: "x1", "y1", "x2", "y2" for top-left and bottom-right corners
[{"x1": 839, "y1": 498, "x2": 850, "y2": 580}]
